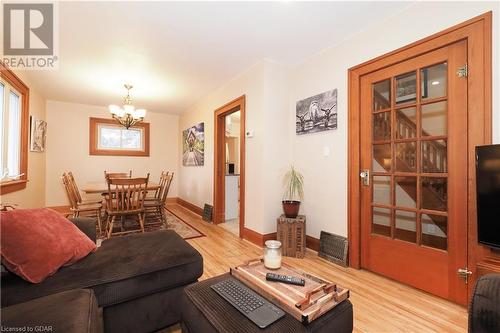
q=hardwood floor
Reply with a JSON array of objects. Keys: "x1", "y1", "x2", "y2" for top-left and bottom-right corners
[{"x1": 166, "y1": 203, "x2": 468, "y2": 332}]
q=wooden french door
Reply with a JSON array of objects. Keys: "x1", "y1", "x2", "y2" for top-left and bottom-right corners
[{"x1": 360, "y1": 40, "x2": 468, "y2": 304}]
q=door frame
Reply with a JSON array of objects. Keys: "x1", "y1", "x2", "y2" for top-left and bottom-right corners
[
  {"x1": 348, "y1": 12, "x2": 492, "y2": 298},
  {"x1": 213, "y1": 95, "x2": 246, "y2": 237}
]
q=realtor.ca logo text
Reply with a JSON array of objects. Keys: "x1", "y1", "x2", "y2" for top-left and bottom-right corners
[{"x1": 1, "y1": 2, "x2": 59, "y2": 70}]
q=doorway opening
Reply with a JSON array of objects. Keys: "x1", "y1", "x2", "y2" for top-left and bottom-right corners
[{"x1": 214, "y1": 96, "x2": 245, "y2": 237}]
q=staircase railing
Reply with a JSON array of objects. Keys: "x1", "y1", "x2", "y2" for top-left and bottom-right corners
[{"x1": 372, "y1": 105, "x2": 448, "y2": 235}]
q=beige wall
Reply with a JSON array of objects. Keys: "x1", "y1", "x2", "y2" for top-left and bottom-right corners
[
  {"x1": 179, "y1": 2, "x2": 499, "y2": 238},
  {"x1": 289, "y1": 1, "x2": 499, "y2": 239},
  {"x1": 45, "y1": 100, "x2": 179, "y2": 206},
  {"x1": 1, "y1": 71, "x2": 46, "y2": 208},
  {"x1": 178, "y1": 60, "x2": 290, "y2": 234}
]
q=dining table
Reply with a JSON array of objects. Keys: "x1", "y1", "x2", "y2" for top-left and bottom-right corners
[{"x1": 82, "y1": 181, "x2": 160, "y2": 194}]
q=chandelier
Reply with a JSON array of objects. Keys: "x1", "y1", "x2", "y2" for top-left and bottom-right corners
[{"x1": 108, "y1": 84, "x2": 146, "y2": 129}]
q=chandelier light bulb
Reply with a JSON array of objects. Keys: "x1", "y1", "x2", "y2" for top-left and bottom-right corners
[
  {"x1": 123, "y1": 104, "x2": 135, "y2": 114},
  {"x1": 109, "y1": 84, "x2": 146, "y2": 129}
]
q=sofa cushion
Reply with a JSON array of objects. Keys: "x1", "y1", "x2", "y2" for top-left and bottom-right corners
[
  {"x1": 1, "y1": 230, "x2": 203, "y2": 307},
  {"x1": 1, "y1": 289, "x2": 102, "y2": 333},
  {"x1": 1, "y1": 208, "x2": 96, "y2": 283}
]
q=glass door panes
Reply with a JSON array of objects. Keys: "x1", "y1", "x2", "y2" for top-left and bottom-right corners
[{"x1": 371, "y1": 62, "x2": 449, "y2": 250}]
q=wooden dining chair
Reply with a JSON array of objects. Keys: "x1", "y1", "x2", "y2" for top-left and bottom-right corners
[
  {"x1": 62, "y1": 172, "x2": 103, "y2": 234},
  {"x1": 144, "y1": 172, "x2": 174, "y2": 225},
  {"x1": 104, "y1": 174, "x2": 149, "y2": 238},
  {"x1": 104, "y1": 170, "x2": 132, "y2": 180}
]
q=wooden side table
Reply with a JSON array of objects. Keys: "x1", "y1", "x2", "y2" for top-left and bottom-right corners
[{"x1": 277, "y1": 215, "x2": 306, "y2": 258}]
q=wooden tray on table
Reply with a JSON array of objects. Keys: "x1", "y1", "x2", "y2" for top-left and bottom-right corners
[{"x1": 230, "y1": 258, "x2": 349, "y2": 324}]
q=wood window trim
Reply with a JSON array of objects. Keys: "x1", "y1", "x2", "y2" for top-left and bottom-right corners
[
  {"x1": 348, "y1": 12, "x2": 492, "y2": 299},
  {"x1": 213, "y1": 95, "x2": 246, "y2": 238},
  {"x1": 89, "y1": 117, "x2": 150, "y2": 157},
  {"x1": 0, "y1": 63, "x2": 30, "y2": 195}
]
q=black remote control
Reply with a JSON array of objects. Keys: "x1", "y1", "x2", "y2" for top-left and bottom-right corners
[{"x1": 266, "y1": 273, "x2": 305, "y2": 286}]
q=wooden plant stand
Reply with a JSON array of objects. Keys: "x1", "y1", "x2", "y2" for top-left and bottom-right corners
[{"x1": 277, "y1": 214, "x2": 306, "y2": 258}]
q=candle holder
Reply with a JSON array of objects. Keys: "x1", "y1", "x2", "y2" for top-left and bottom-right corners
[{"x1": 264, "y1": 240, "x2": 282, "y2": 270}]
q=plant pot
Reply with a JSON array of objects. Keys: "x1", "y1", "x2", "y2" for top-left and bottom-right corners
[{"x1": 282, "y1": 200, "x2": 300, "y2": 218}]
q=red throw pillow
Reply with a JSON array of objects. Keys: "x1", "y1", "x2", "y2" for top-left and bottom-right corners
[{"x1": 1, "y1": 208, "x2": 96, "y2": 283}]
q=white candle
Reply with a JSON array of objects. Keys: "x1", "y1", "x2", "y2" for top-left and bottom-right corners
[{"x1": 264, "y1": 240, "x2": 282, "y2": 270}]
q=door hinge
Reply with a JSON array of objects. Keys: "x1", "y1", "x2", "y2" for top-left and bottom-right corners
[
  {"x1": 457, "y1": 64, "x2": 468, "y2": 78},
  {"x1": 457, "y1": 267, "x2": 472, "y2": 284}
]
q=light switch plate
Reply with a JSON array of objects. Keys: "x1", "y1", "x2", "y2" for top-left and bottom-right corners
[
  {"x1": 323, "y1": 146, "x2": 331, "y2": 157},
  {"x1": 245, "y1": 130, "x2": 254, "y2": 138}
]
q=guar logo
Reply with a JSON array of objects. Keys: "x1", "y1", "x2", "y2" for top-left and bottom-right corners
[{"x1": 3, "y1": 3, "x2": 54, "y2": 56}]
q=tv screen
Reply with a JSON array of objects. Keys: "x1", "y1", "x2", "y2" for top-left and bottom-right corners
[{"x1": 476, "y1": 144, "x2": 500, "y2": 248}]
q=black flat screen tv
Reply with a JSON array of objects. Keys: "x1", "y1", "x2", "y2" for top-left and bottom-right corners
[{"x1": 476, "y1": 144, "x2": 500, "y2": 249}]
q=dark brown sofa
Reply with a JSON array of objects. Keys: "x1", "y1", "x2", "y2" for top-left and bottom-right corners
[
  {"x1": 1, "y1": 217, "x2": 204, "y2": 333},
  {"x1": 469, "y1": 273, "x2": 500, "y2": 333},
  {"x1": 2, "y1": 289, "x2": 103, "y2": 333}
]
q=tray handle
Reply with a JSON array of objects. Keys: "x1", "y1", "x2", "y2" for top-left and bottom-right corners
[{"x1": 295, "y1": 283, "x2": 337, "y2": 310}]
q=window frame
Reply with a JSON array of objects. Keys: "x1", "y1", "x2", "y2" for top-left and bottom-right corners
[
  {"x1": 89, "y1": 117, "x2": 150, "y2": 156},
  {"x1": 0, "y1": 63, "x2": 29, "y2": 195}
]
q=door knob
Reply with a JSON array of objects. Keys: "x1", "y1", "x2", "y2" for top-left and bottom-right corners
[{"x1": 360, "y1": 170, "x2": 370, "y2": 186}]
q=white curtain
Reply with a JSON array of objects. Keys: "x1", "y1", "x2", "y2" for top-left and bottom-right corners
[{"x1": 7, "y1": 91, "x2": 21, "y2": 176}]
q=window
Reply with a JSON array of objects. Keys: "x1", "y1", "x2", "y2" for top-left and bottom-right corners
[
  {"x1": 0, "y1": 65, "x2": 29, "y2": 194},
  {"x1": 89, "y1": 117, "x2": 150, "y2": 156}
]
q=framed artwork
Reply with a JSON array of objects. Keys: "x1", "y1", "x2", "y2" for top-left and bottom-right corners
[
  {"x1": 183, "y1": 122, "x2": 205, "y2": 166},
  {"x1": 296, "y1": 89, "x2": 337, "y2": 135},
  {"x1": 396, "y1": 71, "x2": 428, "y2": 104},
  {"x1": 30, "y1": 116, "x2": 47, "y2": 152}
]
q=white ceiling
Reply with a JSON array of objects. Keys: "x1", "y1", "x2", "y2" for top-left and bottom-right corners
[{"x1": 24, "y1": 1, "x2": 415, "y2": 114}]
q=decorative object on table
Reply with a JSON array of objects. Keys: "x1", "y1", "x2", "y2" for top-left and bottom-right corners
[
  {"x1": 264, "y1": 240, "x2": 282, "y2": 270},
  {"x1": 318, "y1": 231, "x2": 349, "y2": 267},
  {"x1": 108, "y1": 84, "x2": 146, "y2": 129},
  {"x1": 277, "y1": 214, "x2": 306, "y2": 258},
  {"x1": 202, "y1": 203, "x2": 213, "y2": 222},
  {"x1": 231, "y1": 258, "x2": 350, "y2": 323},
  {"x1": 182, "y1": 122, "x2": 205, "y2": 166},
  {"x1": 29, "y1": 116, "x2": 47, "y2": 152},
  {"x1": 296, "y1": 89, "x2": 337, "y2": 135},
  {"x1": 282, "y1": 166, "x2": 304, "y2": 218}
]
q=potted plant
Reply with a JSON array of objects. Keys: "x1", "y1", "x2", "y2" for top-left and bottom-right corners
[{"x1": 282, "y1": 166, "x2": 304, "y2": 218}]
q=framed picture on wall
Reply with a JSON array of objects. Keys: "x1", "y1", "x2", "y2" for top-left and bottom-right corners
[
  {"x1": 296, "y1": 89, "x2": 337, "y2": 135},
  {"x1": 30, "y1": 116, "x2": 47, "y2": 152},
  {"x1": 395, "y1": 70, "x2": 428, "y2": 104},
  {"x1": 182, "y1": 122, "x2": 205, "y2": 166}
]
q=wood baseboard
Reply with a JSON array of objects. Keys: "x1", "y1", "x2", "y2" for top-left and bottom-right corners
[
  {"x1": 166, "y1": 197, "x2": 178, "y2": 204},
  {"x1": 47, "y1": 205, "x2": 71, "y2": 216},
  {"x1": 177, "y1": 197, "x2": 204, "y2": 216},
  {"x1": 242, "y1": 228, "x2": 322, "y2": 251},
  {"x1": 306, "y1": 235, "x2": 320, "y2": 252},
  {"x1": 242, "y1": 227, "x2": 277, "y2": 247}
]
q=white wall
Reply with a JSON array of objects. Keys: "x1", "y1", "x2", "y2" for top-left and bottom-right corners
[
  {"x1": 179, "y1": 60, "x2": 290, "y2": 234},
  {"x1": 179, "y1": 2, "x2": 499, "y2": 239},
  {"x1": 1, "y1": 71, "x2": 46, "y2": 208},
  {"x1": 45, "y1": 100, "x2": 179, "y2": 206},
  {"x1": 289, "y1": 1, "x2": 499, "y2": 239}
]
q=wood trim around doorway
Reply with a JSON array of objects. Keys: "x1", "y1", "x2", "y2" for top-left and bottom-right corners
[
  {"x1": 348, "y1": 12, "x2": 492, "y2": 298},
  {"x1": 213, "y1": 95, "x2": 246, "y2": 237}
]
